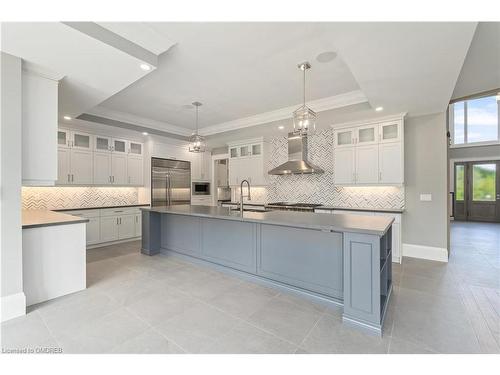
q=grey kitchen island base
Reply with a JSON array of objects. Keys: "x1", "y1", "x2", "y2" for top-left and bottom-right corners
[{"x1": 141, "y1": 206, "x2": 393, "y2": 336}]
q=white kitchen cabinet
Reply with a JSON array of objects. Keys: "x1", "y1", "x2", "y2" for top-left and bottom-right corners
[
  {"x1": 70, "y1": 131, "x2": 92, "y2": 151},
  {"x1": 99, "y1": 216, "x2": 119, "y2": 242},
  {"x1": 118, "y1": 215, "x2": 135, "y2": 239},
  {"x1": 57, "y1": 147, "x2": 71, "y2": 185},
  {"x1": 112, "y1": 138, "x2": 128, "y2": 154},
  {"x1": 57, "y1": 130, "x2": 93, "y2": 185},
  {"x1": 134, "y1": 214, "x2": 142, "y2": 237},
  {"x1": 356, "y1": 124, "x2": 379, "y2": 145},
  {"x1": 22, "y1": 70, "x2": 59, "y2": 186},
  {"x1": 129, "y1": 141, "x2": 143, "y2": 156},
  {"x1": 94, "y1": 135, "x2": 112, "y2": 153},
  {"x1": 334, "y1": 147, "x2": 355, "y2": 184},
  {"x1": 111, "y1": 153, "x2": 128, "y2": 185},
  {"x1": 93, "y1": 152, "x2": 112, "y2": 184},
  {"x1": 86, "y1": 217, "x2": 101, "y2": 245},
  {"x1": 58, "y1": 129, "x2": 71, "y2": 149},
  {"x1": 379, "y1": 142, "x2": 403, "y2": 184},
  {"x1": 227, "y1": 138, "x2": 268, "y2": 186},
  {"x1": 127, "y1": 155, "x2": 143, "y2": 186},
  {"x1": 379, "y1": 121, "x2": 401, "y2": 143},
  {"x1": 355, "y1": 145, "x2": 379, "y2": 184},
  {"x1": 332, "y1": 116, "x2": 404, "y2": 186},
  {"x1": 70, "y1": 149, "x2": 93, "y2": 184},
  {"x1": 333, "y1": 128, "x2": 355, "y2": 148},
  {"x1": 191, "y1": 151, "x2": 211, "y2": 181},
  {"x1": 191, "y1": 196, "x2": 213, "y2": 206}
]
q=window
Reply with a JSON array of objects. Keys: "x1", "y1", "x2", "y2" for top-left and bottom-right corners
[
  {"x1": 449, "y1": 94, "x2": 499, "y2": 146},
  {"x1": 472, "y1": 164, "x2": 496, "y2": 201},
  {"x1": 455, "y1": 165, "x2": 465, "y2": 201}
]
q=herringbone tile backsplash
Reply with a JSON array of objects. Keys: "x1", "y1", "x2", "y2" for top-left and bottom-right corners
[
  {"x1": 22, "y1": 187, "x2": 139, "y2": 210},
  {"x1": 233, "y1": 129, "x2": 405, "y2": 209}
]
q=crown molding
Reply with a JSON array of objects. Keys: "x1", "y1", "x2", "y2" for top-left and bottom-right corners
[
  {"x1": 330, "y1": 112, "x2": 407, "y2": 129},
  {"x1": 87, "y1": 106, "x2": 193, "y2": 136},
  {"x1": 199, "y1": 90, "x2": 368, "y2": 136}
]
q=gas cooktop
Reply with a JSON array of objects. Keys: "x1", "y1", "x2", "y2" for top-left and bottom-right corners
[{"x1": 266, "y1": 202, "x2": 323, "y2": 208}]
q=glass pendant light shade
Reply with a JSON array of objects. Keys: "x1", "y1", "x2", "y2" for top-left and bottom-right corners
[
  {"x1": 189, "y1": 101, "x2": 206, "y2": 153},
  {"x1": 293, "y1": 105, "x2": 316, "y2": 135},
  {"x1": 292, "y1": 62, "x2": 316, "y2": 135}
]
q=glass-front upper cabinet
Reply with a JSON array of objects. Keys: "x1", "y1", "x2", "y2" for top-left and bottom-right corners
[
  {"x1": 112, "y1": 139, "x2": 128, "y2": 153},
  {"x1": 58, "y1": 129, "x2": 70, "y2": 148},
  {"x1": 129, "y1": 141, "x2": 143, "y2": 156},
  {"x1": 239, "y1": 145, "x2": 250, "y2": 157},
  {"x1": 94, "y1": 135, "x2": 111, "y2": 152},
  {"x1": 71, "y1": 131, "x2": 92, "y2": 150},
  {"x1": 356, "y1": 124, "x2": 379, "y2": 145},
  {"x1": 251, "y1": 144, "x2": 262, "y2": 156},
  {"x1": 379, "y1": 121, "x2": 401, "y2": 143},
  {"x1": 230, "y1": 147, "x2": 239, "y2": 158},
  {"x1": 334, "y1": 129, "x2": 355, "y2": 148}
]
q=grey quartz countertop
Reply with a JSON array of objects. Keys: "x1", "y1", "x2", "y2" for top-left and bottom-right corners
[
  {"x1": 54, "y1": 204, "x2": 150, "y2": 212},
  {"x1": 142, "y1": 205, "x2": 393, "y2": 236},
  {"x1": 317, "y1": 206, "x2": 404, "y2": 214},
  {"x1": 22, "y1": 210, "x2": 89, "y2": 229}
]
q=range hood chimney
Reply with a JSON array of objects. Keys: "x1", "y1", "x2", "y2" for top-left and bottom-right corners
[{"x1": 268, "y1": 133, "x2": 324, "y2": 175}]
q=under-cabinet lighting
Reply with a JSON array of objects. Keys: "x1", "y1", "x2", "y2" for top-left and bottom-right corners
[
  {"x1": 375, "y1": 107, "x2": 384, "y2": 112},
  {"x1": 63, "y1": 116, "x2": 72, "y2": 120}
]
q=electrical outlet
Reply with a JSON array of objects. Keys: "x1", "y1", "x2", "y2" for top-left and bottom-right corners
[{"x1": 420, "y1": 193, "x2": 432, "y2": 201}]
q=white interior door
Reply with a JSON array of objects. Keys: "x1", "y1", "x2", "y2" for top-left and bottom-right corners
[
  {"x1": 379, "y1": 142, "x2": 403, "y2": 184},
  {"x1": 93, "y1": 152, "x2": 111, "y2": 185},
  {"x1": 334, "y1": 148, "x2": 355, "y2": 184},
  {"x1": 71, "y1": 149, "x2": 93, "y2": 185},
  {"x1": 99, "y1": 216, "x2": 119, "y2": 242},
  {"x1": 57, "y1": 147, "x2": 71, "y2": 185},
  {"x1": 127, "y1": 156, "x2": 143, "y2": 186},
  {"x1": 111, "y1": 153, "x2": 128, "y2": 185},
  {"x1": 118, "y1": 215, "x2": 135, "y2": 239},
  {"x1": 355, "y1": 145, "x2": 379, "y2": 183}
]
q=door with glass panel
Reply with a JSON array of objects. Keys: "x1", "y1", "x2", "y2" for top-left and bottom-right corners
[{"x1": 454, "y1": 161, "x2": 500, "y2": 222}]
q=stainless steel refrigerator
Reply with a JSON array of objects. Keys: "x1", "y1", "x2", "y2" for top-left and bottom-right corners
[{"x1": 151, "y1": 157, "x2": 191, "y2": 207}]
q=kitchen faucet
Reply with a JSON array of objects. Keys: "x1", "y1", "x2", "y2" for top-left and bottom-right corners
[{"x1": 239, "y1": 179, "x2": 251, "y2": 216}]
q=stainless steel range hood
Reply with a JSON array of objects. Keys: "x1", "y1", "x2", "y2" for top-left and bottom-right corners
[{"x1": 268, "y1": 133, "x2": 324, "y2": 175}]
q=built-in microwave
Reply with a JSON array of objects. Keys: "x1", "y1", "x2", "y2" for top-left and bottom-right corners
[{"x1": 192, "y1": 182, "x2": 211, "y2": 195}]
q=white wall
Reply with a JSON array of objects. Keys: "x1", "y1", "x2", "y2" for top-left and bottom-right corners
[
  {"x1": 1, "y1": 52, "x2": 26, "y2": 321},
  {"x1": 403, "y1": 112, "x2": 449, "y2": 261}
]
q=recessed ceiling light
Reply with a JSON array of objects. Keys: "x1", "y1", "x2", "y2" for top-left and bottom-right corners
[
  {"x1": 316, "y1": 51, "x2": 337, "y2": 63},
  {"x1": 375, "y1": 106, "x2": 384, "y2": 112},
  {"x1": 63, "y1": 116, "x2": 71, "y2": 120},
  {"x1": 140, "y1": 63, "x2": 151, "y2": 71},
  {"x1": 142, "y1": 132, "x2": 149, "y2": 136},
  {"x1": 278, "y1": 126, "x2": 285, "y2": 130}
]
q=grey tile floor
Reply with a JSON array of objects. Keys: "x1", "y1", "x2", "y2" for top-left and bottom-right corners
[{"x1": 1, "y1": 221, "x2": 499, "y2": 354}]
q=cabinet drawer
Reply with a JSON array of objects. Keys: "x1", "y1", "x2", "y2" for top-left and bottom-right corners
[
  {"x1": 100, "y1": 207, "x2": 140, "y2": 217},
  {"x1": 63, "y1": 209, "x2": 100, "y2": 218},
  {"x1": 333, "y1": 210, "x2": 375, "y2": 216}
]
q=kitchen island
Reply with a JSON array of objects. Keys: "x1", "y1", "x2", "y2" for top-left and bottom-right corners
[{"x1": 141, "y1": 205, "x2": 394, "y2": 335}]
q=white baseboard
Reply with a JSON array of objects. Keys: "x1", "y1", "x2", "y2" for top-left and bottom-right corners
[
  {"x1": 1, "y1": 292, "x2": 26, "y2": 322},
  {"x1": 403, "y1": 243, "x2": 449, "y2": 262}
]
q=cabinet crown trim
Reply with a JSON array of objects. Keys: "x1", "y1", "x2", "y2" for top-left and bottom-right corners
[{"x1": 331, "y1": 113, "x2": 406, "y2": 130}]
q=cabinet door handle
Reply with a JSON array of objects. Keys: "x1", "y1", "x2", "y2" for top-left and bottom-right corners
[
  {"x1": 120, "y1": 217, "x2": 122, "y2": 225},
  {"x1": 379, "y1": 171, "x2": 382, "y2": 181},
  {"x1": 116, "y1": 218, "x2": 118, "y2": 225},
  {"x1": 71, "y1": 174, "x2": 74, "y2": 182},
  {"x1": 67, "y1": 174, "x2": 70, "y2": 182},
  {"x1": 109, "y1": 176, "x2": 111, "y2": 183}
]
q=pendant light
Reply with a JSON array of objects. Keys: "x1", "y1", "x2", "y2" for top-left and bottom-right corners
[
  {"x1": 293, "y1": 62, "x2": 316, "y2": 135},
  {"x1": 189, "y1": 101, "x2": 206, "y2": 153}
]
